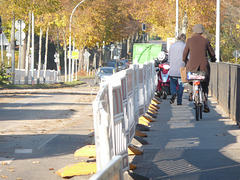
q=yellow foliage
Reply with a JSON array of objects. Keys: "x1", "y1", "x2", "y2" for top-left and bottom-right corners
[{"x1": 0, "y1": 0, "x2": 238, "y2": 51}]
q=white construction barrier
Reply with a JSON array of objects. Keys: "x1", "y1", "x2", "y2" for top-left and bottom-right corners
[
  {"x1": 143, "y1": 63, "x2": 149, "y2": 112},
  {"x1": 126, "y1": 68, "x2": 135, "y2": 144},
  {"x1": 138, "y1": 64, "x2": 145, "y2": 117},
  {"x1": 89, "y1": 156, "x2": 123, "y2": 180},
  {"x1": 7, "y1": 69, "x2": 58, "y2": 84},
  {"x1": 92, "y1": 61, "x2": 156, "y2": 179},
  {"x1": 93, "y1": 84, "x2": 113, "y2": 171},
  {"x1": 149, "y1": 61, "x2": 156, "y2": 100},
  {"x1": 109, "y1": 73, "x2": 129, "y2": 171},
  {"x1": 132, "y1": 64, "x2": 139, "y2": 128}
]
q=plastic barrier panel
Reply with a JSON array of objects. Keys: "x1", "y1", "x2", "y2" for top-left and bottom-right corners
[
  {"x1": 145, "y1": 63, "x2": 151, "y2": 108},
  {"x1": 9, "y1": 69, "x2": 58, "y2": 85},
  {"x1": 138, "y1": 65, "x2": 145, "y2": 116},
  {"x1": 126, "y1": 68, "x2": 135, "y2": 143},
  {"x1": 92, "y1": 61, "x2": 155, "y2": 177},
  {"x1": 143, "y1": 63, "x2": 149, "y2": 113},
  {"x1": 149, "y1": 61, "x2": 156, "y2": 100},
  {"x1": 132, "y1": 64, "x2": 139, "y2": 125},
  {"x1": 117, "y1": 70, "x2": 131, "y2": 145},
  {"x1": 148, "y1": 63, "x2": 152, "y2": 105},
  {"x1": 89, "y1": 156, "x2": 123, "y2": 180},
  {"x1": 93, "y1": 84, "x2": 113, "y2": 171},
  {"x1": 109, "y1": 74, "x2": 129, "y2": 171}
]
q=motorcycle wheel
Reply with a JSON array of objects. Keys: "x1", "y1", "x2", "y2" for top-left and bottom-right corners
[
  {"x1": 156, "y1": 92, "x2": 161, "y2": 98},
  {"x1": 166, "y1": 86, "x2": 171, "y2": 95},
  {"x1": 163, "y1": 91, "x2": 167, "y2": 99}
]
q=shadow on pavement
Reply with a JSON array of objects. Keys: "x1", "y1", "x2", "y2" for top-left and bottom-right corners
[
  {"x1": 0, "y1": 133, "x2": 89, "y2": 160},
  {"x1": 131, "y1": 93, "x2": 240, "y2": 180}
]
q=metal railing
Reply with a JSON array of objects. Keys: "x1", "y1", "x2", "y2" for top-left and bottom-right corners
[{"x1": 209, "y1": 62, "x2": 240, "y2": 124}]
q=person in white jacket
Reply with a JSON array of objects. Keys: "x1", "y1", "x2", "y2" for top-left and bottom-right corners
[{"x1": 168, "y1": 33, "x2": 186, "y2": 105}]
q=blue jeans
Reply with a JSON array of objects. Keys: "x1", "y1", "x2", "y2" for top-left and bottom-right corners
[{"x1": 170, "y1": 77, "x2": 184, "y2": 104}]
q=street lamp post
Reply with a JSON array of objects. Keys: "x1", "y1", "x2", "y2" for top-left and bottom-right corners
[
  {"x1": 31, "y1": 12, "x2": 34, "y2": 85},
  {"x1": 215, "y1": 0, "x2": 220, "y2": 62},
  {"x1": 69, "y1": 0, "x2": 86, "y2": 82},
  {"x1": 175, "y1": 0, "x2": 179, "y2": 38}
]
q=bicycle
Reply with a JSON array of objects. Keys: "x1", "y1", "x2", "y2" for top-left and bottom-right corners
[{"x1": 187, "y1": 71, "x2": 206, "y2": 121}]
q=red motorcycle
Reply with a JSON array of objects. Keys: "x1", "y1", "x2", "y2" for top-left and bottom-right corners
[{"x1": 155, "y1": 52, "x2": 171, "y2": 99}]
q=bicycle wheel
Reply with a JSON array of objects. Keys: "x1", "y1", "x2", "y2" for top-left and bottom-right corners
[
  {"x1": 200, "y1": 105, "x2": 203, "y2": 119},
  {"x1": 195, "y1": 104, "x2": 199, "y2": 121}
]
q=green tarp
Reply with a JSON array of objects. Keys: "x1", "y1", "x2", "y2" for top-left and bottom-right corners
[{"x1": 132, "y1": 43, "x2": 162, "y2": 64}]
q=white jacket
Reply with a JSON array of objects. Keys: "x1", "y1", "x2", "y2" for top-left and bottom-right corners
[{"x1": 168, "y1": 41, "x2": 186, "y2": 77}]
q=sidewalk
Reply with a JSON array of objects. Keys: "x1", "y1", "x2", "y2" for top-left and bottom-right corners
[{"x1": 130, "y1": 92, "x2": 240, "y2": 179}]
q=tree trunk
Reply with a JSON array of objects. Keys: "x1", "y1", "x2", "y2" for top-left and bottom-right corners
[
  {"x1": 25, "y1": 11, "x2": 31, "y2": 84},
  {"x1": 99, "y1": 47, "x2": 102, "y2": 67},
  {"x1": 79, "y1": 48, "x2": 84, "y2": 70},
  {"x1": 43, "y1": 27, "x2": 49, "y2": 83},
  {"x1": 93, "y1": 50, "x2": 96, "y2": 73},
  {"x1": 181, "y1": 12, "x2": 188, "y2": 34},
  {"x1": 62, "y1": 28, "x2": 67, "y2": 82},
  {"x1": 37, "y1": 27, "x2": 42, "y2": 84},
  {"x1": 57, "y1": 28, "x2": 60, "y2": 82},
  {"x1": 127, "y1": 36, "x2": 131, "y2": 59},
  {"x1": 21, "y1": 37, "x2": 27, "y2": 69},
  {"x1": 10, "y1": 13, "x2": 15, "y2": 84},
  {"x1": 71, "y1": 38, "x2": 75, "y2": 80},
  {"x1": 64, "y1": 37, "x2": 67, "y2": 82}
]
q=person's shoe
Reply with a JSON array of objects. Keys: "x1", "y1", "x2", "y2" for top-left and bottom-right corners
[
  {"x1": 204, "y1": 104, "x2": 210, "y2": 113},
  {"x1": 170, "y1": 94, "x2": 177, "y2": 104},
  {"x1": 188, "y1": 93, "x2": 193, "y2": 101},
  {"x1": 177, "y1": 103, "x2": 182, "y2": 105}
]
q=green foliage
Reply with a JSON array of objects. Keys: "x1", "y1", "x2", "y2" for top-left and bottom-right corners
[
  {"x1": 0, "y1": 63, "x2": 12, "y2": 85},
  {"x1": 220, "y1": 0, "x2": 240, "y2": 62},
  {"x1": 0, "y1": 0, "x2": 239, "y2": 66}
]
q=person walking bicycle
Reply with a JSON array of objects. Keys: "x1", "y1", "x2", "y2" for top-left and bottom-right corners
[{"x1": 169, "y1": 33, "x2": 186, "y2": 105}]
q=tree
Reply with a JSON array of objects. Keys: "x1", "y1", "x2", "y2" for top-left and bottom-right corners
[
  {"x1": 1, "y1": 0, "x2": 239, "y2": 82},
  {"x1": 220, "y1": 0, "x2": 240, "y2": 62}
]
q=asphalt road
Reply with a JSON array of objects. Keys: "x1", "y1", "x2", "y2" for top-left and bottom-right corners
[
  {"x1": 0, "y1": 79, "x2": 99, "y2": 180},
  {"x1": 2, "y1": 78, "x2": 240, "y2": 180}
]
